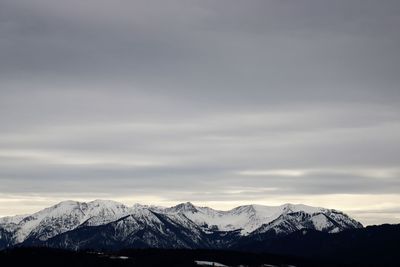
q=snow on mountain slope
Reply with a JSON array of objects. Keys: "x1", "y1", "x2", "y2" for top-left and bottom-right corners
[
  {"x1": 321, "y1": 209, "x2": 363, "y2": 232},
  {"x1": 8, "y1": 200, "x2": 131, "y2": 244},
  {"x1": 0, "y1": 215, "x2": 27, "y2": 225},
  {"x1": 250, "y1": 210, "x2": 363, "y2": 237},
  {"x1": 161, "y1": 202, "x2": 328, "y2": 235},
  {"x1": 0, "y1": 215, "x2": 27, "y2": 234},
  {"x1": 0, "y1": 200, "x2": 363, "y2": 250},
  {"x1": 40, "y1": 209, "x2": 212, "y2": 250}
]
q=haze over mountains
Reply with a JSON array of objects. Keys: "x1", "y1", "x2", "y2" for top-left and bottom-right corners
[{"x1": 0, "y1": 200, "x2": 362, "y2": 250}]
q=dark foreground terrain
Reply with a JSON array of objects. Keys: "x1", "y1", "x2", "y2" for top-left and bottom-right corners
[
  {"x1": 1, "y1": 224, "x2": 399, "y2": 266},
  {"x1": 1, "y1": 247, "x2": 398, "y2": 267},
  {"x1": 236, "y1": 224, "x2": 400, "y2": 266},
  {"x1": 0, "y1": 248, "x2": 307, "y2": 267}
]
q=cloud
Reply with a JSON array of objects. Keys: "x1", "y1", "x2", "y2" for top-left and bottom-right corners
[
  {"x1": 0, "y1": 0, "x2": 399, "y2": 225},
  {"x1": 237, "y1": 170, "x2": 306, "y2": 177}
]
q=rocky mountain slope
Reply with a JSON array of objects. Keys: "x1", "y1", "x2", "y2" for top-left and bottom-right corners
[{"x1": 0, "y1": 200, "x2": 363, "y2": 250}]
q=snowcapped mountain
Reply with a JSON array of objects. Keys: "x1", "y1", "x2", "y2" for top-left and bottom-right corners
[
  {"x1": 249, "y1": 210, "x2": 362, "y2": 238},
  {"x1": 0, "y1": 200, "x2": 130, "y2": 246},
  {"x1": 35, "y1": 209, "x2": 213, "y2": 250},
  {"x1": 159, "y1": 202, "x2": 352, "y2": 235},
  {"x1": 0, "y1": 200, "x2": 363, "y2": 250}
]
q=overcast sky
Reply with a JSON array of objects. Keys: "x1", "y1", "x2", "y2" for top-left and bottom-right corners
[{"x1": 0, "y1": 0, "x2": 400, "y2": 225}]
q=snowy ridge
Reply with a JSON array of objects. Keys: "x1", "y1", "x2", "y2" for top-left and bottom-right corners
[
  {"x1": 161, "y1": 202, "x2": 329, "y2": 235},
  {"x1": 0, "y1": 200, "x2": 363, "y2": 250},
  {"x1": 249, "y1": 209, "x2": 363, "y2": 237},
  {"x1": 0, "y1": 215, "x2": 27, "y2": 225},
  {"x1": 3, "y1": 200, "x2": 131, "y2": 244}
]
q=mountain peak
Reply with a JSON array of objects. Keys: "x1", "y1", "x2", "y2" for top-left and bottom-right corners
[
  {"x1": 280, "y1": 203, "x2": 324, "y2": 214},
  {"x1": 179, "y1": 201, "x2": 196, "y2": 208},
  {"x1": 169, "y1": 202, "x2": 197, "y2": 213},
  {"x1": 89, "y1": 199, "x2": 126, "y2": 208},
  {"x1": 230, "y1": 204, "x2": 257, "y2": 214},
  {"x1": 54, "y1": 200, "x2": 80, "y2": 207},
  {"x1": 0, "y1": 200, "x2": 363, "y2": 250}
]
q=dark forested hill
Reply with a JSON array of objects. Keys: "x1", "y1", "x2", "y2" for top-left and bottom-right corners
[{"x1": 236, "y1": 224, "x2": 400, "y2": 266}]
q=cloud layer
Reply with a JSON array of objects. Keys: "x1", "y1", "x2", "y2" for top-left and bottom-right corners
[{"x1": 0, "y1": 0, "x2": 400, "y2": 225}]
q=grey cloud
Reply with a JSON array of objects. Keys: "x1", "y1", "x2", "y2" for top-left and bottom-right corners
[
  {"x1": 0, "y1": 0, "x2": 400, "y2": 224},
  {"x1": 1, "y1": 1, "x2": 400, "y2": 103}
]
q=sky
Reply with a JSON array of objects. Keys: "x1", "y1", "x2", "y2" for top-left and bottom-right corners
[{"x1": 0, "y1": 0, "x2": 400, "y2": 225}]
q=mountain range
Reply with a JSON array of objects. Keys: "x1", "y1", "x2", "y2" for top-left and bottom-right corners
[{"x1": 0, "y1": 200, "x2": 363, "y2": 251}]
